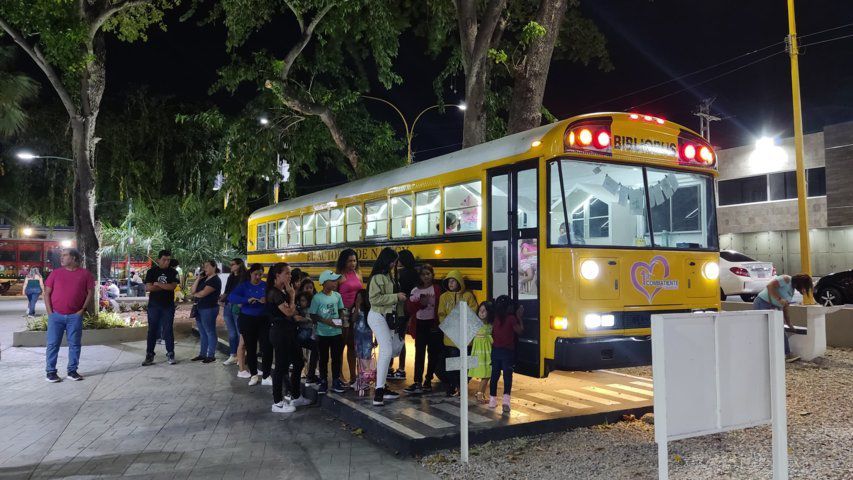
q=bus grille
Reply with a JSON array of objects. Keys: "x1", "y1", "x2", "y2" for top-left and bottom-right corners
[{"x1": 620, "y1": 309, "x2": 692, "y2": 330}]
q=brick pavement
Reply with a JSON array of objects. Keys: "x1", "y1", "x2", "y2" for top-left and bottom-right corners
[{"x1": 0, "y1": 305, "x2": 438, "y2": 480}]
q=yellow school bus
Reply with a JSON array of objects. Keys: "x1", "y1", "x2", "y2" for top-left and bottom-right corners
[{"x1": 247, "y1": 112, "x2": 720, "y2": 378}]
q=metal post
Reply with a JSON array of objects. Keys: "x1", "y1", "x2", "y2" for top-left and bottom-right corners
[
  {"x1": 126, "y1": 199, "x2": 132, "y2": 297},
  {"x1": 460, "y1": 301, "x2": 469, "y2": 463},
  {"x1": 786, "y1": 0, "x2": 814, "y2": 303},
  {"x1": 768, "y1": 310, "x2": 789, "y2": 479}
]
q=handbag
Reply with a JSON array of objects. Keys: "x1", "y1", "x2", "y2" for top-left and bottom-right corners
[{"x1": 385, "y1": 313, "x2": 396, "y2": 330}]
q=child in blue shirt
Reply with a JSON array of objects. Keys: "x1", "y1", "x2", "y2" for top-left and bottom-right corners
[{"x1": 309, "y1": 270, "x2": 347, "y2": 394}]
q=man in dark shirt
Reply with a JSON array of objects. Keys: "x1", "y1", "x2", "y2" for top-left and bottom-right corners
[{"x1": 143, "y1": 250, "x2": 179, "y2": 366}]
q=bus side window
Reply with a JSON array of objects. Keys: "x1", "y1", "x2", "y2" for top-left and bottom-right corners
[
  {"x1": 415, "y1": 189, "x2": 440, "y2": 237},
  {"x1": 390, "y1": 195, "x2": 413, "y2": 239},
  {"x1": 277, "y1": 220, "x2": 287, "y2": 247},
  {"x1": 287, "y1": 217, "x2": 302, "y2": 246},
  {"x1": 257, "y1": 223, "x2": 267, "y2": 251},
  {"x1": 303, "y1": 213, "x2": 316, "y2": 246},
  {"x1": 365, "y1": 199, "x2": 389, "y2": 238},
  {"x1": 267, "y1": 221, "x2": 277, "y2": 249},
  {"x1": 330, "y1": 208, "x2": 344, "y2": 243},
  {"x1": 316, "y1": 210, "x2": 330, "y2": 245},
  {"x1": 444, "y1": 181, "x2": 482, "y2": 234},
  {"x1": 346, "y1": 205, "x2": 363, "y2": 242}
]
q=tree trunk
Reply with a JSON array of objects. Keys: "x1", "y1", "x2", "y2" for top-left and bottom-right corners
[
  {"x1": 507, "y1": 0, "x2": 568, "y2": 134},
  {"x1": 462, "y1": 58, "x2": 489, "y2": 148},
  {"x1": 71, "y1": 117, "x2": 100, "y2": 289}
]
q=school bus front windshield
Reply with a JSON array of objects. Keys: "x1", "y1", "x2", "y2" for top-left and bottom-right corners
[{"x1": 548, "y1": 159, "x2": 718, "y2": 250}]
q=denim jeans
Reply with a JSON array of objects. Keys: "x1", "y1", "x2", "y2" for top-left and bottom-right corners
[
  {"x1": 222, "y1": 303, "x2": 239, "y2": 355},
  {"x1": 753, "y1": 296, "x2": 790, "y2": 355},
  {"x1": 146, "y1": 303, "x2": 175, "y2": 356},
  {"x1": 25, "y1": 290, "x2": 41, "y2": 316},
  {"x1": 46, "y1": 313, "x2": 83, "y2": 374},
  {"x1": 197, "y1": 306, "x2": 219, "y2": 357},
  {"x1": 489, "y1": 347, "x2": 515, "y2": 396}
]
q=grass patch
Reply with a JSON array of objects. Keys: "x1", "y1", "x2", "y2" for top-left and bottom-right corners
[{"x1": 26, "y1": 311, "x2": 131, "y2": 331}]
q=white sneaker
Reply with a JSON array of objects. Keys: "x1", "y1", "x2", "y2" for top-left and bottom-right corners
[
  {"x1": 237, "y1": 370, "x2": 251, "y2": 378},
  {"x1": 290, "y1": 396, "x2": 312, "y2": 407},
  {"x1": 271, "y1": 401, "x2": 295, "y2": 414},
  {"x1": 248, "y1": 375, "x2": 261, "y2": 386},
  {"x1": 261, "y1": 376, "x2": 272, "y2": 386},
  {"x1": 222, "y1": 355, "x2": 237, "y2": 365}
]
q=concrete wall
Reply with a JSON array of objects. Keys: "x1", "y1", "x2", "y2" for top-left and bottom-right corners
[
  {"x1": 717, "y1": 197, "x2": 826, "y2": 235},
  {"x1": 716, "y1": 131, "x2": 825, "y2": 181},
  {"x1": 720, "y1": 226, "x2": 853, "y2": 276},
  {"x1": 824, "y1": 121, "x2": 853, "y2": 226}
]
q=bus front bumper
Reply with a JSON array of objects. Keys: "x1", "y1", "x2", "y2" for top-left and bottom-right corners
[{"x1": 553, "y1": 335, "x2": 651, "y2": 371}]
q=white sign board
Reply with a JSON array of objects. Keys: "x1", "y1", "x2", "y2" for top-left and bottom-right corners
[
  {"x1": 651, "y1": 310, "x2": 787, "y2": 480},
  {"x1": 440, "y1": 302, "x2": 482, "y2": 349}
]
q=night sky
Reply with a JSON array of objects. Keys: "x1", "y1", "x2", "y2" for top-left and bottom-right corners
[{"x1": 58, "y1": 1, "x2": 853, "y2": 160}]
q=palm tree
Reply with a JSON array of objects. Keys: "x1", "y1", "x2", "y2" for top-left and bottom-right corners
[{"x1": 0, "y1": 47, "x2": 38, "y2": 137}]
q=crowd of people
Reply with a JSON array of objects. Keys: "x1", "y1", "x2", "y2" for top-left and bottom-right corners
[{"x1": 37, "y1": 246, "x2": 527, "y2": 414}]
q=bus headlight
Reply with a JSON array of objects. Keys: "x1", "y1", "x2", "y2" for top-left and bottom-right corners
[
  {"x1": 601, "y1": 314, "x2": 615, "y2": 327},
  {"x1": 580, "y1": 260, "x2": 600, "y2": 280},
  {"x1": 702, "y1": 261, "x2": 720, "y2": 280},
  {"x1": 551, "y1": 316, "x2": 569, "y2": 330},
  {"x1": 584, "y1": 314, "x2": 602, "y2": 329}
]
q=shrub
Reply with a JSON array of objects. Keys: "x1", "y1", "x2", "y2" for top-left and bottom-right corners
[{"x1": 26, "y1": 311, "x2": 130, "y2": 331}]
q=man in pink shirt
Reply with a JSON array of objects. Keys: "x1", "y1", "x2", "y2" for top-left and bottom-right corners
[{"x1": 44, "y1": 248, "x2": 95, "y2": 383}]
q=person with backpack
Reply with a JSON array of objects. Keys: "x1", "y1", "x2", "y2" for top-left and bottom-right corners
[
  {"x1": 489, "y1": 295, "x2": 524, "y2": 413},
  {"x1": 403, "y1": 264, "x2": 443, "y2": 394},
  {"x1": 367, "y1": 247, "x2": 407, "y2": 406},
  {"x1": 437, "y1": 270, "x2": 478, "y2": 397}
]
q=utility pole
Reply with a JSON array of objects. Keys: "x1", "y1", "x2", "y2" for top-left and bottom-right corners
[
  {"x1": 694, "y1": 98, "x2": 721, "y2": 142},
  {"x1": 786, "y1": 0, "x2": 814, "y2": 302}
]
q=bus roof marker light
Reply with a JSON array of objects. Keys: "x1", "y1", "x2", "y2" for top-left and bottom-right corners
[
  {"x1": 699, "y1": 146, "x2": 714, "y2": 164},
  {"x1": 568, "y1": 131, "x2": 576, "y2": 146},
  {"x1": 596, "y1": 131, "x2": 611, "y2": 148},
  {"x1": 643, "y1": 115, "x2": 653, "y2": 122},
  {"x1": 630, "y1": 113, "x2": 639, "y2": 120},
  {"x1": 655, "y1": 118, "x2": 665, "y2": 125},
  {"x1": 682, "y1": 144, "x2": 696, "y2": 160},
  {"x1": 580, "y1": 259, "x2": 599, "y2": 280},
  {"x1": 578, "y1": 129, "x2": 593, "y2": 146},
  {"x1": 531, "y1": 140, "x2": 542, "y2": 148}
]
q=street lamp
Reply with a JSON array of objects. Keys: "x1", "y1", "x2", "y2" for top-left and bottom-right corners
[
  {"x1": 15, "y1": 151, "x2": 74, "y2": 163},
  {"x1": 259, "y1": 117, "x2": 270, "y2": 126},
  {"x1": 22, "y1": 227, "x2": 33, "y2": 237},
  {"x1": 362, "y1": 96, "x2": 466, "y2": 164}
]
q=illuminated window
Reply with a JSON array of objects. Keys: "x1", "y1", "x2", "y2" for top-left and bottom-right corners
[
  {"x1": 346, "y1": 205, "x2": 363, "y2": 241},
  {"x1": 303, "y1": 213, "x2": 316, "y2": 246},
  {"x1": 390, "y1": 195, "x2": 413, "y2": 239},
  {"x1": 266, "y1": 221, "x2": 277, "y2": 249},
  {"x1": 315, "y1": 210, "x2": 329, "y2": 245},
  {"x1": 415, "y1": 189, "x2": 440, "y2": 237},
  {"x1": 287, "y1": 217, "x2": 301, "y2": 246},
  {"x1": 444, "y1": 181, "x2": 481, "y2": 234},
  {"x1": 330, "y1": 208, "x2": 344, "y2": 243},
  {"x1": 365, "y1": 199, "x2": 388, "y2": 238},
  {"x1": 277, "y1": 220, "x2": 286, "y2": 247},
  {"x1": 257, "y1": 223, "x2": 267, "y2": 250}
]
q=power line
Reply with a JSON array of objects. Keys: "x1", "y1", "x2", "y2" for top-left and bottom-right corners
[
  {"x1": 800, "y1": 32, "x2": 853, "y2": 49},
  {"x1": 625, "y1": 50, "x2": 784, "y2": 111},
  {"x1": 581, "y1": 41, "x2": 784, "y2": 111},
  {"x1": 799, "y1": 21, "x2": 853, "y2": 39}
]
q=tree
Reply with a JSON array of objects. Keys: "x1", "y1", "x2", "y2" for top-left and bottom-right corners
[
  {"x1": 424, "y1": 0, "x2": 610, "y2": 146},
  {"x1": 210, "y1": 0, "x2": 406, "y2": 174},
  {"x1": 0, "y1": 46, "x2": 38, "y2": 137},
  {"x1": 0, "y1": 0, "x2": 180, "y2": 282}
]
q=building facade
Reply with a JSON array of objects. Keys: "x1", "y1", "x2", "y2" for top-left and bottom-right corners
[{"x1": 716, "y1": 120, "x2": 853, "y2": 276}]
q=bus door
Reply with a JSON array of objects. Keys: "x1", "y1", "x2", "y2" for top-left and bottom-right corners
[{"x1": 487, "y1": 160, "x2": 540, "y2": 377}]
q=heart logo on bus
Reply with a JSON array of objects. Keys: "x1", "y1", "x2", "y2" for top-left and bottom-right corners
[{"x1": 631, "y1": 256, "x2": 678, "y2": 304}]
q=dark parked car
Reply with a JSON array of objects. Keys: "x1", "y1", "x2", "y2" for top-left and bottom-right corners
[{"x1": 814, "y1": 270, "x2": 853, "y2": 306}]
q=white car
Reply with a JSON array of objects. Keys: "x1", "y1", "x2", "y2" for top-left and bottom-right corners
[{"x1": 719, "y1": 250, "x2": 775, "y2": 302}]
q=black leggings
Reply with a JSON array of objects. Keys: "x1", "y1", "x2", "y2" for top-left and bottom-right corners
[
  {"x1": 413, "y1": 321, "x2": 443, "y2": 385},
  {"x1": 318, "y1": 334, "x2": 344, "y2": 383},
  {"x1": 270, "y1": 324, "x2": 303, "y2": 403},
  {"x1": 239, "y1": 313, "x2": 271, "y2": 377}
]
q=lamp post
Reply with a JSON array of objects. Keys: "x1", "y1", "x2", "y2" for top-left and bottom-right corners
[
  {"x1": 362, "y1": 96, "x2": 466, "y2": 164},
  {"x1": 16, "y1": 151, "x2": 74, "y2": 163}
]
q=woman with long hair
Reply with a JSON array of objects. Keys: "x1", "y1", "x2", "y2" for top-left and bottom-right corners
[
  {"x1": 367, "y1": 247, "x2": 408, "y2": 406},
  {"x1": 221, "y1": 258, "x2": 247, "y2": 366},
  {"x1": 389, "y1": 249, "x2": 418, "y2": 380},
  {"x1": 228, "y1": 263, "x2": 273, "y2": 385},
  {"x1": 190, "y1": 260, "x2": 222, "y2": 363},
  {"x1": 23, "y1": 267, "x2": 44, "y2": 317},
  {"x1": 266, "y1": 262, "x2": 312, "y2": 413},
  {"x1": 336, "y1": 248, "x2": 363, "y2": 386}
]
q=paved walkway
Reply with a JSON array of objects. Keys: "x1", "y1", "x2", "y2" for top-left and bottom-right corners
[{"x1": 0, "y1": 300, "x2": 437, "y2": 480}]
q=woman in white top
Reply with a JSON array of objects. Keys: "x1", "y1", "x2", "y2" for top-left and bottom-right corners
[{"x1": 23, "y1": 268, "x2": 44, "y2": 317}]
